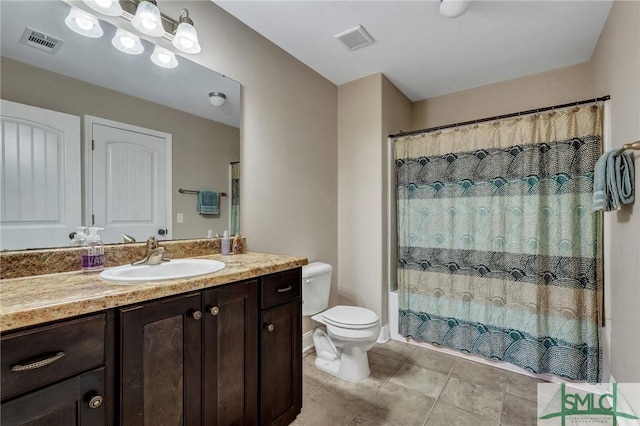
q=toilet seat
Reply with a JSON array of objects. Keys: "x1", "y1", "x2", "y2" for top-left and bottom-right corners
[{"x1": 321, "y1": 305, "x2": 379, "y2": 330}]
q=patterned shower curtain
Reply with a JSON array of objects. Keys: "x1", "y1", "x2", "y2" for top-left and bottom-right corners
[{"x1": 395, "y1": 105, "x2": 603, "y2": 382}]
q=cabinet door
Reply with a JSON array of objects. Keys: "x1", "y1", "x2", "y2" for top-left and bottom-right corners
[
  {"x1": 203, "y1": 280, "x2": 258, "y2": 425},
  {"x1": 260, "y1": 300, "x2": 302, "y2": 426},
  {"x1": 120, "y1": 293, "x2": 202, "y2": 426},
  {"x1": 1, "y1": 367, "x2": 106, "y2": 426}
]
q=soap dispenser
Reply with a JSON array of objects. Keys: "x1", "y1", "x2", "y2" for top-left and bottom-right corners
[{"x1": 81, "y1": 227, "x2": 105, "y2": 272}]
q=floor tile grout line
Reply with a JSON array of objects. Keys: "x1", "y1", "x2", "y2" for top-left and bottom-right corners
[{"x1": 421, "y1": 356, "x2": 459, "y2": 426}]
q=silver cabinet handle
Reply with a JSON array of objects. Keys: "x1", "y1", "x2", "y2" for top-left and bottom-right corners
[
  {"x1": 10, "y1": 351, "x2": 66, "y2": 372},
  {"x1": 276, "y1": 285, "x2": 292, "y2": 293},
  {"x1": 265, "y1": 323, "x2": 275, "y2": 332},
  {"x1": 191, "y1": 310, "x2": 203, "y2": 320},
  {"x1": 88, "y1": 394, "x2": 104, "y2": 409},
  {"x1": 209, "y1": 306, "x2": 220, "y2": 316}
]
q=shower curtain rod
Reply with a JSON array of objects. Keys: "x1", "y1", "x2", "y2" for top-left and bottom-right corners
[{"x1": 389, "y1": 95, "x2": 610, "y2": 139}]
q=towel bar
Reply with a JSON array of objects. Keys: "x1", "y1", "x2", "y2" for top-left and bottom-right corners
[
  {"x1": 178, "y1": 188, "x2": 227, "y2": 197},
  {"x1": 613, "y1": 140, "x2": 640, "y2": 157}
]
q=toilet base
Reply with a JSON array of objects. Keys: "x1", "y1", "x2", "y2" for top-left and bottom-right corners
[{"x1": 312, "y1": 328, "x2": 372, "y2": 382}]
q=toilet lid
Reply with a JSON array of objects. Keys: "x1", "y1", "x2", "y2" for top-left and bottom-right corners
[{"x1": 321, "y1": 305, "x2": 379, "y2": 328}]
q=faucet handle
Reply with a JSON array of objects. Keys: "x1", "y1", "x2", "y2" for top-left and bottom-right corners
[{"x1": 146, "y1": 236, "x2": 159, "y2": 250}]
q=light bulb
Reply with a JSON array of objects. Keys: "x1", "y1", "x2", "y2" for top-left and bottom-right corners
[
  {"x1": 65, "y1": 7, "x2": 103, "y2": 38},
  {"x1": 82, "y1": 0, "x2": 122, "y2": 17},
  {"x1": 131, "y1": 1, "x2": 164, "y2": 37},
  {"x1": 121, "y1": 36, "x2": 135, "y2": 49},
  {"x1": 76, "y1": 16, "x2": 94, "y2": 31},
  {"x1": 172, "y1": 21, "x2": 201, "y2": 54},
  {"x1": 150, "y1": 45, "x2": 178, "y2": 68},
  {"x1": 112, "y1": 28, "x2": 144, "y2": 55}
]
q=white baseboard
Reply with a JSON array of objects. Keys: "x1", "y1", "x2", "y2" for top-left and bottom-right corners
[{"x1": 302, "y1": 330, "x2": 314, "y2": 353}]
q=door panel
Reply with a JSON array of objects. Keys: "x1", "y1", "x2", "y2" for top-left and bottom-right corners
[
  {"x1": 120, "y1": 293, "x2": 201, "y2": 426},
  {"x1": 90, "y1": 120, "x2": 170, "y2": 244},
  {"x1": 0, "y1": 100, "x2": 80, "y2": 249}
]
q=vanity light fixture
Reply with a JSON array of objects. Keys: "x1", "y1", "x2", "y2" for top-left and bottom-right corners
[
  {"x1": 112, "y1": 28, "x2": 144, "y2": 55},
  {"x1": 82, "y1": 0, "x2": 122, "y2": 17},
  {"x1": 131, "y1": 0, "x2": 164, "y2": 37},
  {"x1": 208, "y1": 92, "x2": 227, "y2": 107},
  {"x1": 150, "y1": 45, "x2": 178, "y2": 68},
  {"x1": 171, "y1": 9, "x2": 201, "y2": 54},
  {"x1": 65, "y1": 7, "x2": 104, "y2": 38}
]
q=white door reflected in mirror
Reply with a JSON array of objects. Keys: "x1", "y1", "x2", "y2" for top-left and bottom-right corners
[{"x1": 87, "y1": 116, "x2": 172, "y2": 245}]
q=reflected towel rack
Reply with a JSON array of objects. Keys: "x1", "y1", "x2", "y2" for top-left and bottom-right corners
[
  {"x1": 179, "y1": 188, "x2": 227, "y2": 197},
  {"x1": 614, "y1": 140, "x2": 640, "y2": 157}
]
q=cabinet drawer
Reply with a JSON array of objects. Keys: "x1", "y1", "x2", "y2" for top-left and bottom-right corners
[
  {"x1": 261, "y1": 268, "x2": 301, "y2": 309},
  {"x1": 1, "y1": 314, "x2": 105, "y2": 400}
]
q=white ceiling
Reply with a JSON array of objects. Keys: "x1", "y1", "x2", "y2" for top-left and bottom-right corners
[{"x1": 214, "y1": 0, "x2": 613, "y2": 102}]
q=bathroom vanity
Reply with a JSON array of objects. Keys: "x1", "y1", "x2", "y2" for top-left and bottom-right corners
[{"x1": 0, "y1": 252, "x2": 305, "y2": 426}]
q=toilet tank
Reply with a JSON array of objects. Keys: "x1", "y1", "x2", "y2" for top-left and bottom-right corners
[{"x1": 301, "y1": 262, "x2": 332, "y2": 316}]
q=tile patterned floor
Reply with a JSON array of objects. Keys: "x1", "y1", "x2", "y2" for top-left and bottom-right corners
[{"x1": 292, "y1": 340, "x2": 543, "y2": 426}]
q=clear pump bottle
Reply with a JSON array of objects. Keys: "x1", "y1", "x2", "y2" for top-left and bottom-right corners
[
  {"x1": 221, "y1": 230, "x2": 231, "y2": 255},
  {"x1": 81, "y1": 227, "x2": 105, "y2": 272}
]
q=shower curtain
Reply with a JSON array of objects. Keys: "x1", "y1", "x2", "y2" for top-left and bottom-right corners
[{"x1": 395, "y1": 104, "x2": 603, "y2": 382}]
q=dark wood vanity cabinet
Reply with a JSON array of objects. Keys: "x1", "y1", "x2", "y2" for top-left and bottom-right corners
[
  {"x1": 119, "y1": 280, "x2": 259, "y2": 425},
  {"x1": 203, "y1": 281, "x2": 258, "y2": 425},
  {"x1": 1, "y1": 266, "x2": 303, "y2": 426},
  {"x1": 0, "y1": 313, "x2": 111, "y2": 426},
  {"x1": 260, "y1": 268, "x2": 302, "y2": 426},
  {"x1": 119, "y1": 292, "x2": 204, "y2": 425}
]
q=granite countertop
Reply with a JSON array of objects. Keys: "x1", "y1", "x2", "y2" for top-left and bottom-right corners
[{"x1": 0, "y1": 251, "x2": 307, "y2": 332}]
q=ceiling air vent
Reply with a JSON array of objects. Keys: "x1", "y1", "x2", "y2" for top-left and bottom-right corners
[
  {"x1": 334, "y1": 25, "x2": 375, "y2": 51},
  {"x1": 19, "y1": 27, "x2": 64, "y2": 54}
]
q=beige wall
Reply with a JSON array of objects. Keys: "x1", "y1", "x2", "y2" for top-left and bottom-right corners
[
  {"x1": 170, "y1": 2, "x2": 338, "y2": 335},
  {"x1": 338, "y1": 74, "x2": 384, "y2": 319},
  {"x1": 337, "y1": 74, "x2": 411, "y2": 328},
  {"x1": 381, "y1": 76, "x2": 412, "y2": 319},
  {"x1": 0, "y1": 57, "x2": 239, "y2": 241},
  {"x1": 591, "y1": 0, "x2": 640, "y2": 383},
  {"x1": 412, "y1": 62, "x2": 595, "y2": 129}
]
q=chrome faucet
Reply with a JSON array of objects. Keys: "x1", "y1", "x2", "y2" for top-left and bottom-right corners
[{"x1": 132, "y1": 236, "x2": 170, "y2": 265}]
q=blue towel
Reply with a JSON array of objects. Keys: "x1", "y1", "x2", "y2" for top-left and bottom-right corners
[
  {"x1": 593, "y1": 149, "x2": 635, "y2": 211},
  {"x1": 197, "y1": 191, "x2": 219, "y2": 215}
]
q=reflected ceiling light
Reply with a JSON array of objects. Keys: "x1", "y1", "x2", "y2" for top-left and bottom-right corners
[
  {"x1": 439, "y1": 0, "x2": 474, "y2": 18},
  {"x1": 208, "y1": 92, "x2": 227, "y2": 107},
  {"x1": 172, "y1": 9, "x2": 201, "y2": 54},
  {"x1": 150, "y1": 45, "x2": 178, "y2": 68},
  {"x1": 131, "y1": 0, "x2": 164, "y2": 37},
  {"x1": 82, "y1": 0, "x2": 122, "y2": 17},
  {"x1": 65, "y1": 7, "x2": 103, "y2": 38},
  {"x1": 112, "y1": 28, "x2": 144, "y2": 55}
]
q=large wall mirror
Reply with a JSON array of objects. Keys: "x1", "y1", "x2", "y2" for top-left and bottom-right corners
[{"x1": 0, "y1": 0, "x2": 241, "y2": 250}]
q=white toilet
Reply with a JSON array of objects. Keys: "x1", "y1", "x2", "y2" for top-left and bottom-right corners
[{"x1": 302, "y1": 262, "x2": 381, "y2": 381}]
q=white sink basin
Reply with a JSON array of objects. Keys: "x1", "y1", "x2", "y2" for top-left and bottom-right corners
[{"x1": 99, "y1": 259, "x2": 225, "y2": 283}]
